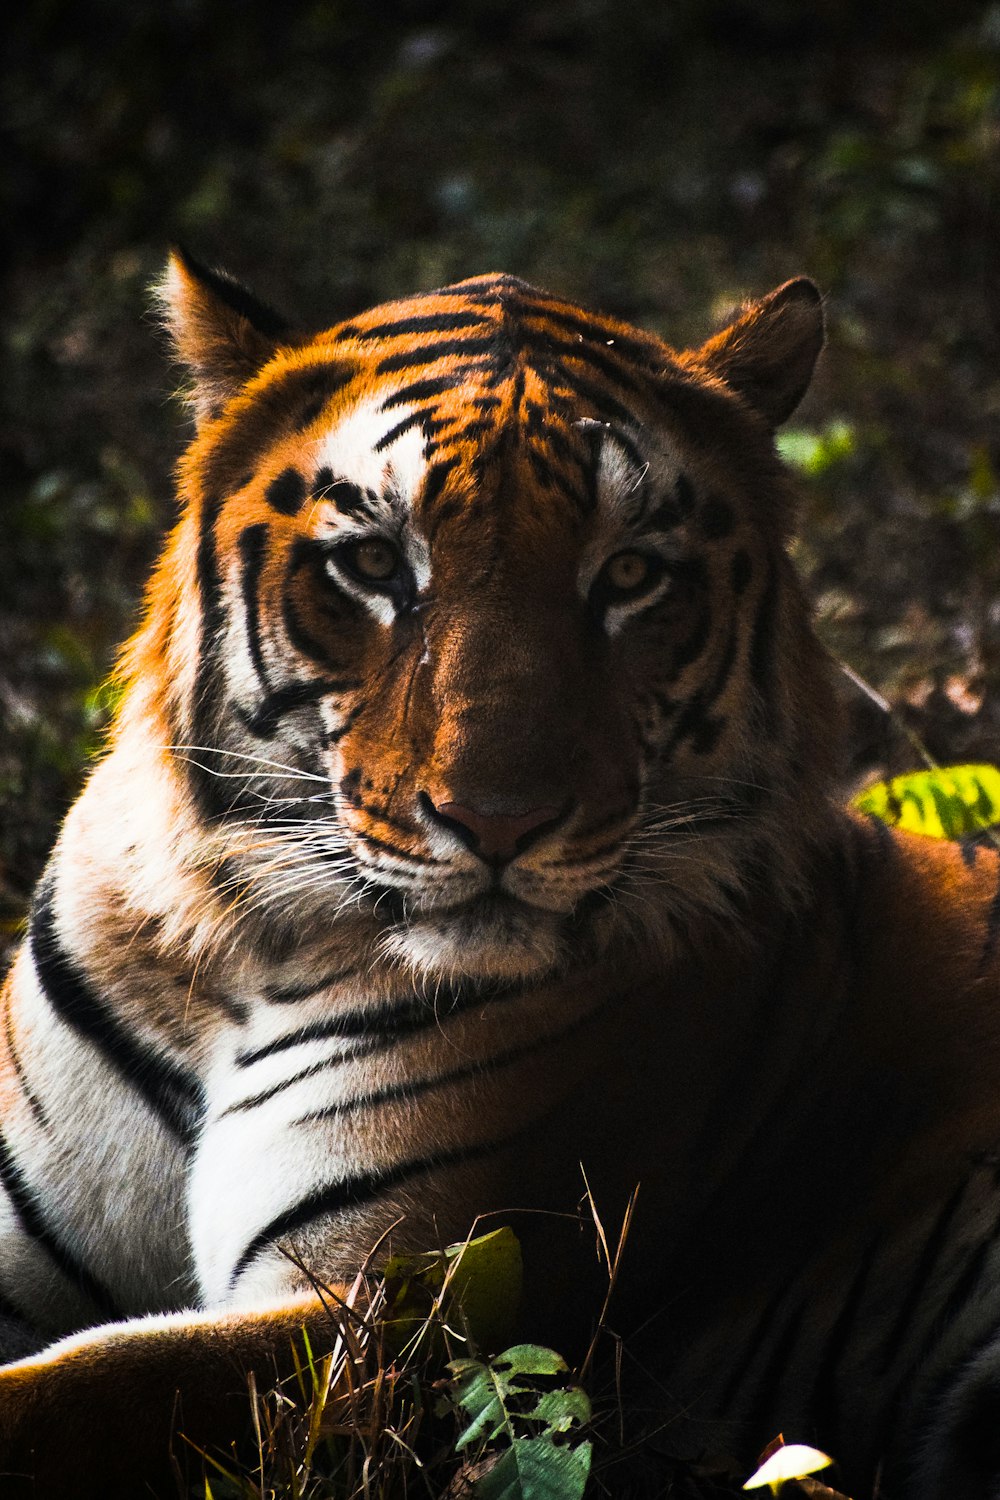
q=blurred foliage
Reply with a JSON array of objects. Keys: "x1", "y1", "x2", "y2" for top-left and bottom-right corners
[
  {"x1": 3, "y1": 0, "x2": 1000, "y2": 945},
  {"x1": 854, "y1": 763, "x2": 1000, "y2": 838}
]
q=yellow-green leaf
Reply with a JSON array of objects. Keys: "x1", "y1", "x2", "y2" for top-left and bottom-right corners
[
  {"x1": 853, "y1": 764, "x2": 1000, "y2": 840},
  {"x1": 383, "y1": 1226, "x2": 523, "y2": 1357}
]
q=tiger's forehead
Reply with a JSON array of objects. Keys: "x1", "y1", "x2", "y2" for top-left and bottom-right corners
[
  {"x1": 288, "y1": 273, "x2": 683, "y2": 526},
  {"x1": 202, "y1": 274, "x2": 708, "y2": 541},
  {"x1": 304, "y1": 392, "x2": 684, "y2": 542}
]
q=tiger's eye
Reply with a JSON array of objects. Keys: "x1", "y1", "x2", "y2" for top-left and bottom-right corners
[
  {"x1": 350, "y1": 539, "x2": 401, "y2": 582},
  {"x1": 606, "y1": 551, "x2": 653, "y2": 593}
]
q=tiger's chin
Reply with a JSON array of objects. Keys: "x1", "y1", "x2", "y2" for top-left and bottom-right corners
[{"x1": 381, "y1": 894, "x2": 565, "y2": 983}]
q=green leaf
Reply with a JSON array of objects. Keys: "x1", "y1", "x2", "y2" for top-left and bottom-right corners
[
  {"x1": 447, "y1": 1344, "x2": 592, "y2": 1500},
  {"x1": 853, "y1": 764, "x2": 1000, "y2": 840},
  {"x1": 777, "y1": 419, "x2": 855, "y2": 476},
  {"x1": 383, "y1": 1226, "x2": 523, "y2": 1356}
]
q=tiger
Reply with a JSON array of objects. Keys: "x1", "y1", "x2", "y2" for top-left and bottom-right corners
[{"x1": 1, "y1": 249, "x2": 1000, "y2": 1499}]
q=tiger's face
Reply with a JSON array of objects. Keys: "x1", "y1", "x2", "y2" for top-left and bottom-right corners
[{"x1": 134, "y1": 257, "x2": 832, "y2": 982}]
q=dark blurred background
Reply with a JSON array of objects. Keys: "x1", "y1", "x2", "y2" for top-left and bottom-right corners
[{"x1": 3, "y1": 0, "x2": 1000, "y2": 949}]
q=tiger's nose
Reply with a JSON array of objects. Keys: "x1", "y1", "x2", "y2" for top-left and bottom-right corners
[{"x1": 423, "y1": 797, "x2": 563, "y2": 865}]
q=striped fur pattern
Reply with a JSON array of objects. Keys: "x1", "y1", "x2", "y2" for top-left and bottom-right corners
[{"x1": 1, "y1": 255, "x2": 999, "y2": 1498}]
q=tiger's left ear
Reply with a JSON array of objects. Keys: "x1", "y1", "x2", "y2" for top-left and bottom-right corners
[
  {"x1": 156, "y1": 248, "x2": 296, "y2": 424},
  {"x1": 687, "y1": 278, "x2": 824, "y2": 427}
]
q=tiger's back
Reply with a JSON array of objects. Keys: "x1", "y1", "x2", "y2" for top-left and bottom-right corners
[{"x1": 1, "y1": 254, "x2": 1000, "y2": 1497}]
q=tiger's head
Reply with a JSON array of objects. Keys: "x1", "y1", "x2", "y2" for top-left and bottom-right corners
[{"x1": 121, "y1": 253, "x2": 834, "y2": 983}]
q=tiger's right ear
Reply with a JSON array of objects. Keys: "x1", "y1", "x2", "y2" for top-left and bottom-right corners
[
  {"x1": 156, "y1": 248, "x2": 294, "y2": 424},
  {"x1": 687, "y1": 278, "x2": 825, "y2": 428}
]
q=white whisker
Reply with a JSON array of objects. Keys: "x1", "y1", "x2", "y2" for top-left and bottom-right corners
[{"x1": 166, "y1": 743, "x2": 331, "y2": 783}]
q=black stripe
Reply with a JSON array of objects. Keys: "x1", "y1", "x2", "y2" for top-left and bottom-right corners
[
  {"x1": 322, "y1": 479, "x2": 374, "y2": 515},
  {"x1": 959, "y1": 834, "x2": 981, "y2": 870},
  {"x1": 374, "y1": 409, "x2": 429, "y2": 452},
  {"x1": 807, "y1": 1242, "x2": 878, "y2": 1441},
  {"x1": 0, "y1": 1283, "x2": 30, "y2": 1324},
  {"x1": 292, "y1": 997, "x2": 609, "y2": 1131},
  {"x1": 188, "y1": 488, "x2": 234, "y2": 821},
  {"x1": 978, "y1": 869, "x2": 1000, "y2": 977},
  {"x1": 196, "y1": 489, "x2": 226, "y2": 628},
  {"x1": 228, "y1": 1130, "x2": 519, "y2": 1290},
  {"x1": 296, "y1": 393, "x2": 330, "y2": 430},
  {"x1": 885, "y1": 1197, "x2": 1000, "y2": 1428},
  {"x1": 381, "y1": 374, "x2": 456, "y2": 410},
  {"x1": 266, "y1": 967, "x2": 361, "y2": 1004},
  {"x1": 526, "y1": 445, "x2": 561, "y2": 491},
  {"x1": 376, "y1": 336, "x2": 498, "y2": 375},
  {"x1": 674, "y1": 472, "x2": 697, "y2": 518},
  {"x1": 173, "y1": 248, "x2": 291, "y2": 337},
  {"x1": 544, "y1": 361, "x2": 635, "y2": 427},
  {"x1": 358, "y1": 829, "x2": 440, "y2": 864},
  {"x1": 699, "y1": 494, "x2": 736, "y2": 541},
  {"x1": 3, "y1": 999, "x2": 48, "y2": 1130},
  {"x1": 354, "y1": 801, "x2": 429, "y2": 841},
  {"x1": 236, "y1": 978, "x2": 524, "y2": 1069},
  {"x1": 0, "y1": 1127, "x2": 122, "y2": 1318},
  {"x1": 522, "y1": 299, "x2": 661, "y2": 368},
  {"x1": 935, "y1": 1204, "x2": 1000, "y2": 1334},
  {"x1": 324, "y1": 703, "x2": 366, "y2": 745},
  {"x1": 281, "y1": 596, "x2": 336, "y2": 666},
  {"x1": 228, "y1": 1040, "x2": 388, "y2": 1113},
  {"x1": 731, "y1": 549, "x2": 753, "y2": 596},
  {"x1": 529, "y1": 419, "x2": 586, "y2": 478},
  {"x1": 718, "y1": 1272, "x2": 802, "y2": 1414},
  {"x1": 352, "y1": 312, "x2": 490, "y2": 342},
  {"x1": 537, "y1": 333, "x2": 647, "y2": 397},
  {"x1": 509, "y1": 360, "x2": 524, "y2": 432},
  {"x1": 420, "y1": 457, "x2": 459, "y2": 517},
  {"x1": 749, "y1": 561, "x2": 780, "y2": 732},
  {"x1": 282, "y1": 574, "x2": 335, "y2": 666},
  {"x1": 736, "y1": 1297, "x2": 810, "y2": 1442},
  {"x1": 660, "y1": 616, "x2": 738, "y2": 762},
  {"x1": 237, "y1": 675, "x2": 357, "y2": 740},
  {"x1": 265, "y1": 467, "x2": 307, "y2": 517},
  {"x1": 29, "y1": 877, "x2": 203, "y2": 1141},
  {"x1": 448, "y1": 415, "x2": 495, "y2": 447},
  {"x1": 877, "y1": 1178, "x2": 970, "y2": 1374},
  {"x1": 282, "y1": 540, "x2": 361, "y2": 666},
  {"x1": 198, "y1": 363, "x2": 355, "y2": 510},
  {"x1": 238, "y1": 523, "x2": 271, "y2": 690},
  {"x1": 237, "y1": 992, "x2": 598, "y2": 1122}
]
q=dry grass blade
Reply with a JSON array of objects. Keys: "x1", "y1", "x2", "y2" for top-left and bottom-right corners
[
  {"x1": 175, "y1": 1242, "x2": 513, "y2": 1500},
  {"x1": 577, "y1": 1168, "x2": 639, "y2": 1387}
]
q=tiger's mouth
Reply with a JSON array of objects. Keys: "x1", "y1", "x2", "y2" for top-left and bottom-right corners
[
  {"x1": 370, "y1": 883, "x2": 567, "y2": 981},
  {"x1": 366, "y1": 879, "x2": 614, "y2": 982},
  {"x1": 365, "y1": 882, "x2": 554, "y2": 935},
  {"x1": 441, "y1": 889, "x2": 547, "y2": 926}
]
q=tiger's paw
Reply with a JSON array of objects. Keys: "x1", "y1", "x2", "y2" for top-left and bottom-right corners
[{"x1": 0, "y1": 1296, "x2": 345, "y2": 1499}]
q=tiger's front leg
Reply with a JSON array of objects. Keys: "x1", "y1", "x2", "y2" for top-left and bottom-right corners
[
  {"x1": 0, "y1": 1291, "x2": 359, "y2": 1499},
  {"x1": 0, "y1": 1033, "x2": 392, "y2": 1499}
]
